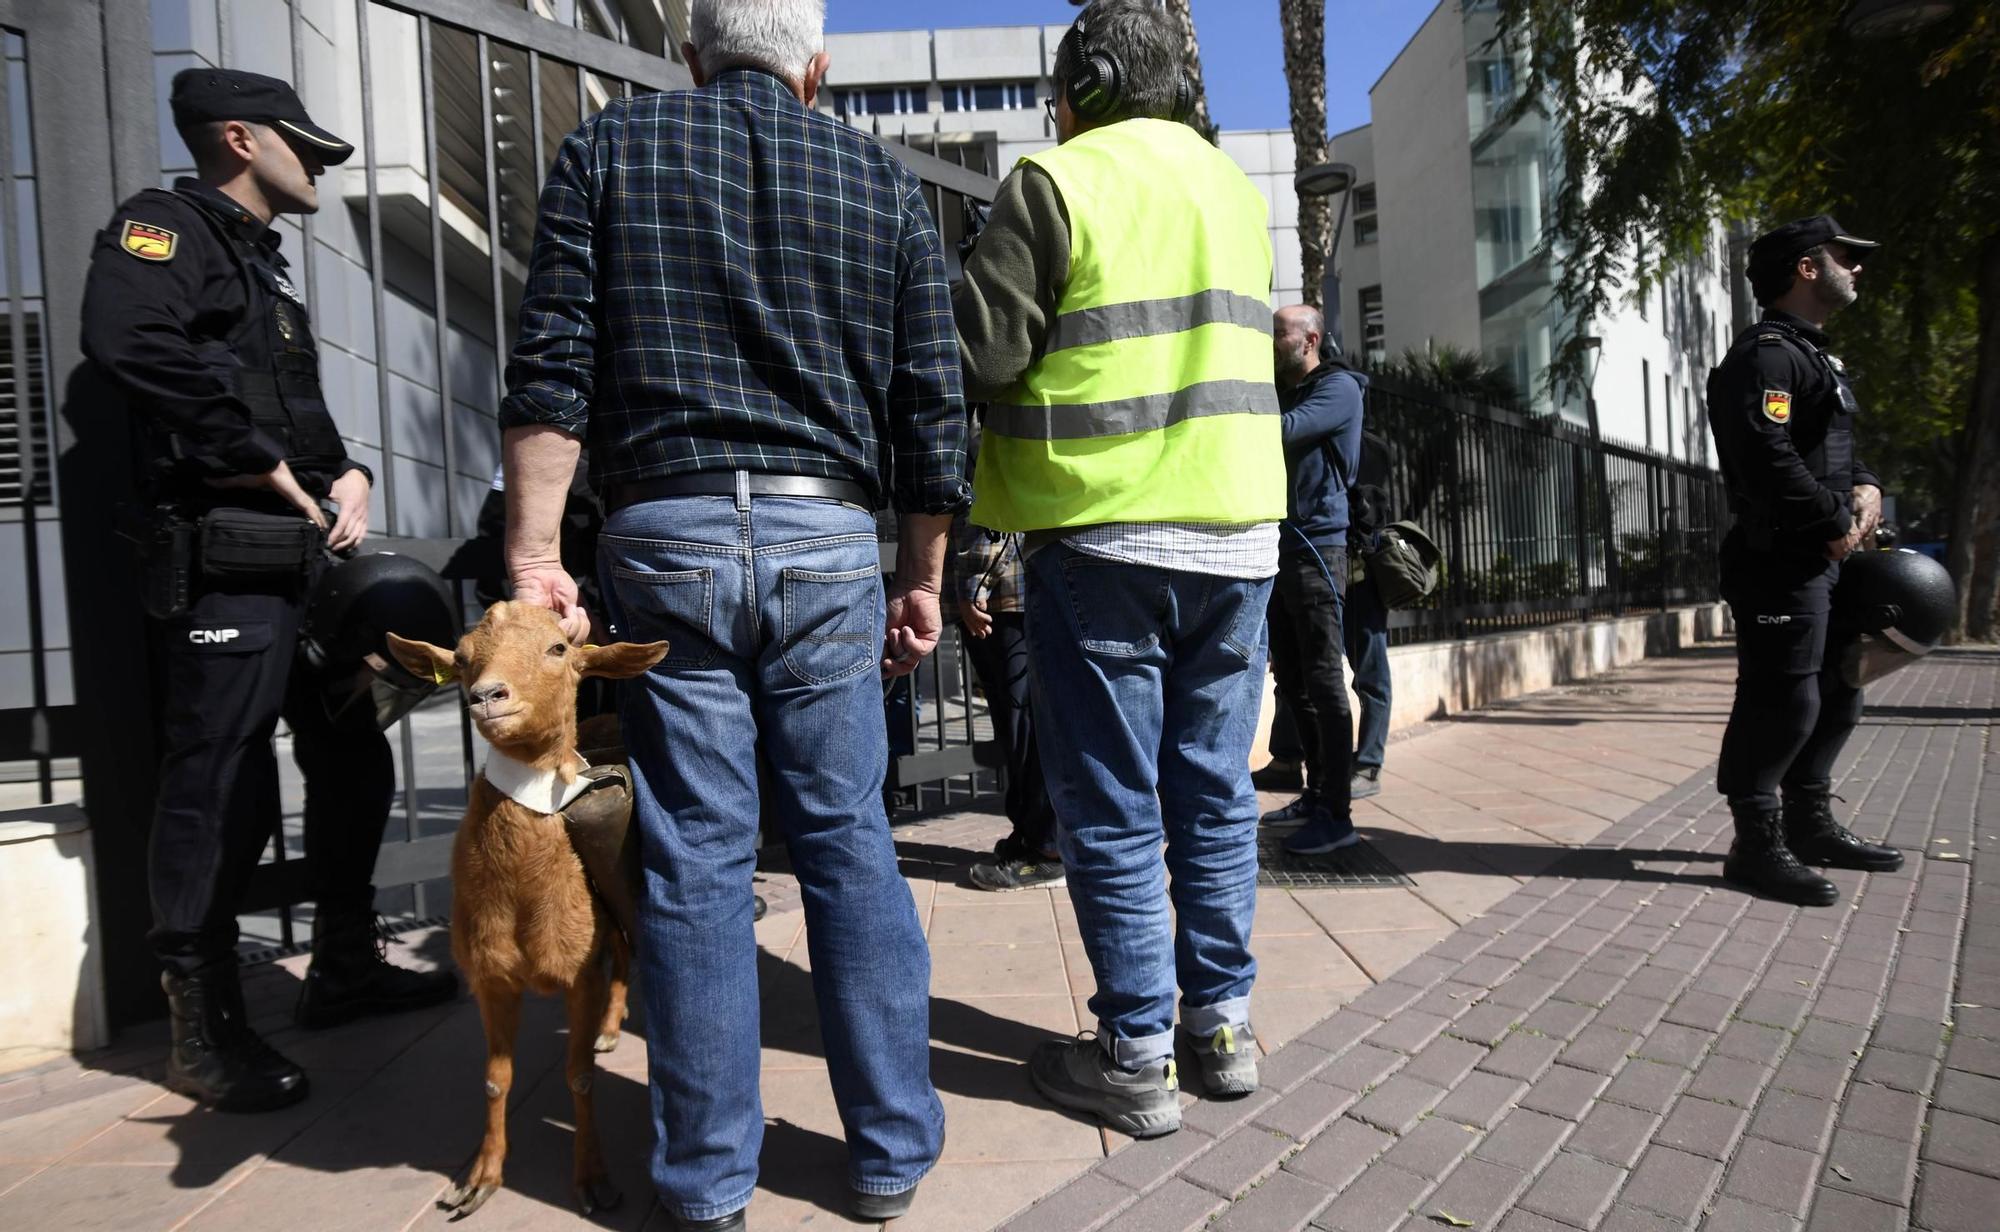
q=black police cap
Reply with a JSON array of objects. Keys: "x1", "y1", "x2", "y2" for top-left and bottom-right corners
[
  {"x1": 170, "y1": 68, "x2": 354, "y2": 165},
  {"x1": 1748, "y1": 214, "x2": 1879, "y2": 273}
]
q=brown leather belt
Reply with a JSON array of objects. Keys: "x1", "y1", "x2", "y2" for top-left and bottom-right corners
[{"x1": 605, "y1": 472, "x2": 872, "y2": 514}]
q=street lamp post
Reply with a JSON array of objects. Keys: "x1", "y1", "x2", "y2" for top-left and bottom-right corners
[{"x1": 1295, "y1": 160, "x2": 1357, "y2": 348}]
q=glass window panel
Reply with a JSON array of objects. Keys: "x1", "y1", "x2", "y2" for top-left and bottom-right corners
[
  {"x1": 430, "y1": 22, "x2": 489, "y2": 237},
  {"x1": 1354, "y1": 183, "x2": 1376, "y2": 214},
  {"x1": 539, "y1": 58, "x2": 581, "y2": 168},
  {"x1": 1353, "y1": 215, "x2": 1378, "y2": 247},
  {"x1": 490, "y1": 43, "x2": 534, "y2": 282},
  {"x1": 581, "y1": 67, "x2": 617, "y2": 118}
]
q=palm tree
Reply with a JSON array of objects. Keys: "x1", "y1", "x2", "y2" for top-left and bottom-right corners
[
  {"x1": 1376, "y1": 342, "x2": 1524, "y2": 410},
  {"x1": 1160, "y1": 0, "x2": 1219, "y2": 143},
  {"x1": 1277, "y1": 0, "x2": 1329, "y2": 308}
]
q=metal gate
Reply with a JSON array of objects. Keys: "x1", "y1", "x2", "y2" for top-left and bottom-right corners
[{"x1": 3, "y1": 0, "x2": 996, "y2": 1025}]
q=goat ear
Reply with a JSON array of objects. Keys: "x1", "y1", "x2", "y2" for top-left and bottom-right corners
[
  {"x1": 385, "y1": 632, "x2": 457, "y2": 685},
  {"x1": 576, "y1": 640, "x2": 669, "y2": 680}
]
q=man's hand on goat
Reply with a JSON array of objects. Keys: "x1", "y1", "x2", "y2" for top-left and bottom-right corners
[
  {"x1": 512, "y1": 565, "x2": 593, "y2": 644},
  {"x1": 883, "y1": 583, "x2": 942, "y2": 677}
]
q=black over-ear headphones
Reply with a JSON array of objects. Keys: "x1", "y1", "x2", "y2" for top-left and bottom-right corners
[{"x1": 1059, "y1": 4, "x2": 1195, "y2": 126}]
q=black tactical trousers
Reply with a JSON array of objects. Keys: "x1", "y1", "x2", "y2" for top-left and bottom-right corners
[
  {"x1": 148, "y1": 580, "x2": 394, "y2": 973},
  {"x1": 1267, "y1": 546, "x2": 1352, "y2": 819},
  {"x1": 961, "y1": 610, "x2": 1057, "y2": 854},
  {"x1": 1715, "y1": 531, "x2": 1863, "y2": 815}
]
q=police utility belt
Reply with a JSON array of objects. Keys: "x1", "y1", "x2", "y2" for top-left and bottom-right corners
[{"x1": 120, "y1": 501, "x2": 323, "y2": 619}]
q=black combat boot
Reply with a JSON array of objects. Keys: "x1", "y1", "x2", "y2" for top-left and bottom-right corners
[
  {"x1": 162, "y1": 963, "x2": 310, "y2": 1113},
  {"x1": 294, "y1": 907, "x2": 457, "y2": 1029},
  {"x1": 1724, "y1": 807, "x2": 1839, "y2": 907},
  {"x1": 1783, "y1": 790, "x2": 1905, "y2": 872}
]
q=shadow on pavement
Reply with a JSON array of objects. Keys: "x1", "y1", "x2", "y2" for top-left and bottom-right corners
[{"x1": 1360, "y1": 826, "x2": 1726, "y2": 889}]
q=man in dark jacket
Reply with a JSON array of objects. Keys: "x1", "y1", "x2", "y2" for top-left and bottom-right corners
[{"x1": 1262, "y1": 305, "x2": 1367, "y2": 855}]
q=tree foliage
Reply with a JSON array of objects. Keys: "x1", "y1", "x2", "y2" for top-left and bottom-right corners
[
  {"x1": 1162, "y1": 0, "x2": 1221, "y2": 143},
  {"x1": 1492, "y1": 0, "x2": 2000, "y2": 636},
  {"x1": 1373, "y1": 342, "x2": 1525, "y2": 410}
]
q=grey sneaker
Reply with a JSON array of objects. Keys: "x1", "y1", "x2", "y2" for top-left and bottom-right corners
[
  {"x1": 1028, "y1": 1034, "x2": 1182, "y2": 1138},
  {"x1": 1183, "y1": 1023, "x2": 1259, "y2": 1096},
  {"x1": 1350, "y1": 767, "x2": 1382, "y2": 800}
]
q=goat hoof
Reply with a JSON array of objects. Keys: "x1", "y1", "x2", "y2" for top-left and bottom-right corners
[
  {"x1": 592, "y1": 1031, "x2": 620, "y2": 1054},
  {"x1": 439, "y1": 1181, "x2": 499, "y2": 1219},
  {"x1": 574, "y1": 1177, "x2": 622, "y2": 1215}
]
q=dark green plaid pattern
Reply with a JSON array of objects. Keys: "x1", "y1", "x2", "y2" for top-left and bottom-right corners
[{"x1": 500, "y1": 69, "x2": 970, "y2": 514}]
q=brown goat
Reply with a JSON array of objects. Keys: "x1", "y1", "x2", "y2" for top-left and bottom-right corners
[{"x1": 387, "y1": 601, "x2": 666, "y2": 1218}]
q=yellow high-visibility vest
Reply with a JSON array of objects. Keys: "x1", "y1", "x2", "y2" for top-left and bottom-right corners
[{"x1": 971, "y1": 118, "x2": 1286, "y2": 533}]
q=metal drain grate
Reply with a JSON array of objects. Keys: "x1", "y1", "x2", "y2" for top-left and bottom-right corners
[{"x1": 1257, "y1": 831, "x2": 1413, "y2": 888}]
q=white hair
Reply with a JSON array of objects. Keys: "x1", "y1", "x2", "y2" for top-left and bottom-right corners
[{"x1": 690, "y1": 0, "x2": 825, "y2": 80}]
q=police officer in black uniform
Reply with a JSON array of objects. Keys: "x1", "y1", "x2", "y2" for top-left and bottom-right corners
[
  {"x1": 81, "y1": 69, "x2": 453, "y2": 1113},
  {"x1": 1707, "y1": 215, "x2": 1904, "y2": 907}
]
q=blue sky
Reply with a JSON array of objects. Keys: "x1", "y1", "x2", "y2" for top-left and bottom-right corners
[{"x1": 825, "y1": 1, "x2": 1436, "y2": 136}]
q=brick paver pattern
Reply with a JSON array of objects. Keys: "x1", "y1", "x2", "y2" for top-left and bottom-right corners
[
  {"x1": 1, "y1": 647, "x2": 1994, "y2": 1232},
  {"x1": 1002, "y1": 649, "x2": 2000, "y2": 1232}
]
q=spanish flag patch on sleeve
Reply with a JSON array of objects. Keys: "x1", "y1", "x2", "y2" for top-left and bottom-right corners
[
  {"x1": 1762, "y1": 390, "x2": 1792, "y2": 425},
  {"x1": 120, "y1": 219, "x2": 177, "y2": 262}
]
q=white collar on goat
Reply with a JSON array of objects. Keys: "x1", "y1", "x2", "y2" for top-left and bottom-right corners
[{"x1": 482, "y1": 746, "x2": 591, "y2": 815}]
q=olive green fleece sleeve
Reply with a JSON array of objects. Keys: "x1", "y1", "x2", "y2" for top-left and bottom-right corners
[{"x1": 951, "y1": 163, "x2": 1070, "y2": 402}]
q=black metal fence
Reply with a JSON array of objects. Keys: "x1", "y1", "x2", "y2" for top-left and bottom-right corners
[{"x1": 1363, "y1": 376, "x2": 1730, "y2": 645}]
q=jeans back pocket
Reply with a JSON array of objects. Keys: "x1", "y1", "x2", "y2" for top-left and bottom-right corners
[
  {"x1": 1058, "y1": 554, "x2": 1164, "y2": 659},
  {"x1": 609, "y1": 564, "x2": 716, "y2": 670},
  {"x1": 780, "y1": 565, "x2": 880, "y2": 685}
]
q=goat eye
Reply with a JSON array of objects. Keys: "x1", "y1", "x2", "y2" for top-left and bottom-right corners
[{"x1": 548, "y1": 642, "x2": 568, "y2": 658}]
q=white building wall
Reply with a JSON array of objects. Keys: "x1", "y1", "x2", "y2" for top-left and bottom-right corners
[{"x1": 1368, "y1": 0, "x2": 1481, "y2": 358}]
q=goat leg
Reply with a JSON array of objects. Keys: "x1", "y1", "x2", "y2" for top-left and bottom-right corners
[
  {"x1": 439, "y1": 983, "x2": 520, "y2": 1219},
  {"x1": 566, "y1": 961, "x2": 622, "y2": 1214},
  {"x1": 594, "y1": 930, "x2": 631, "y2": 1053}
]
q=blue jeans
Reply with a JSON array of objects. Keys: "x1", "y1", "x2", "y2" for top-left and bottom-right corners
[
  {"x1": 1344, "y1": 571, "x2": 1392, "y2": 770},
  {"x1": 599, "y1": 491, "x2": 943, "y2": 1222},
  {"x1": 1024, "y1": 543, "x2": 1272, "y2": 1067}
]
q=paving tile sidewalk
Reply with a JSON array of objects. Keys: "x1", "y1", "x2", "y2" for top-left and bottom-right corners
[
  {"x1": 1001, "y1": 648, "x2": 2000, "y2": 1232},
  {"x1": 2, "y1": 644, "x2": 1992, "y2": 1231}
]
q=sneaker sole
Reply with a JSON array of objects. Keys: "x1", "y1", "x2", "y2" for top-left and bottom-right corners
[
  {"x1": 1200, "y1": 1071, "x2": 1260, "y2": 1097},
  {"x1": 969, "y1": 872, "x2": 1067, "y2": 893},
  {"x1": 1283, "y1": 832, "x2": 1363, "y2": 856},
  {"x1": 1027, "y1": 1067, "x2": 1182, "y2": 1139}
]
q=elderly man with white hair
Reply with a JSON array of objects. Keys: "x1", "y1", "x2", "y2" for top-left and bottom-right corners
[{"x1": 498, "y1": 0, "x2": 965, "y2": 1226}]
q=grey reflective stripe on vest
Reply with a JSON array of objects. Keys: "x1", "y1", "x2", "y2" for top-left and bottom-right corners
[
  {"x1": 985, "y1": 378, "x2": 1280, "y2": 441},
  {"x1": 1043, "y1": 289, "x2": 1275, "y2": 353}
]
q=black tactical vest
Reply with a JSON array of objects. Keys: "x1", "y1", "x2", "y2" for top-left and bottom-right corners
[
  {"x1": 1706, "y1": 319, "x2": 1862, "y2": 546},
  {"x1": 156, "y1": 188, "x2": 347, "y2": 486}
]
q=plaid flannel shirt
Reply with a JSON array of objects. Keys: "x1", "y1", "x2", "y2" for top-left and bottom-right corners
[
  {"x1": 947, "y1": 514, "x2": 1026, "y2": 614},
  {"x1": 499, "y1": 69, "x2": 970, "y2": 514}
]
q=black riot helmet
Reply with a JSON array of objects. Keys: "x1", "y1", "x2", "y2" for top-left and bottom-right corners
[
  {"x1": 299, "y1": 552, "x2": 463, "y2": 728},
  {"x1": 1832, "y1": 548, "x2": 1957, "y2": 687}
]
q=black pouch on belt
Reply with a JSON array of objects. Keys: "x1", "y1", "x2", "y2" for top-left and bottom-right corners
[
  {"x1": 197, "y1": 506, "x2": 320, "y2": 583},
  {"x1": 116, "y1": 503, "x2": 197, "y2": 619}
]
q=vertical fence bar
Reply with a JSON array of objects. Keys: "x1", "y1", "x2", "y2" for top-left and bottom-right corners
[
  {"x1": 357, "y1": 0, "x2": 396, "y2": 534},
  {"x1": 0, "y1": 35, "x2": 51, "y2": 804},
  {"x1": 290, "y1": 0, "x2": 314, "y2": 311},
  {"x1": 419, "y1": 15, "x2": 458, "y2": 539}
]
